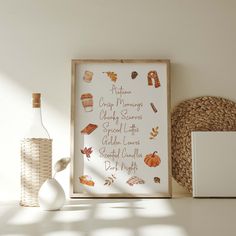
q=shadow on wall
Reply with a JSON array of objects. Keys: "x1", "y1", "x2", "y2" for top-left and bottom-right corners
[
  {"x1": 0, "y1": 59, "x2": 71, "y2": 119},
  {"x1": 0, "y1": 65, "x2": 71, "y2": 201}
]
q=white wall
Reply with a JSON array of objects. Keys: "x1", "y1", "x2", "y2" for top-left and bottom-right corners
[{"x1": 0, "y1": 0, "x2": 236, "y2": 200}]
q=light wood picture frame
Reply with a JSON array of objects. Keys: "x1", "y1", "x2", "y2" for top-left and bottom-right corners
[{"x1": 70, "y1": 59, "x2": 171, "y2": 198}]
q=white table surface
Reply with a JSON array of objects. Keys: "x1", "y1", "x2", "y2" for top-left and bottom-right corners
[{"x1": 1, "y1": 197, "x2": 236, "y2": 236}]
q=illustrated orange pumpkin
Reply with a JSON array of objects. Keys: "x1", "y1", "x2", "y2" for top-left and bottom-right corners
[{"x1": 144, "y1": 151, "x2": 161, "y2": 167}]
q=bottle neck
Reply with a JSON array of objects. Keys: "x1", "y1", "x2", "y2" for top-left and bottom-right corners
[
  {"x1": 31, "y1": 107, "x2": 43, "y2": 125},
  {"x1": 24, "y1": 106, "x2": 50, "y2": 139}
]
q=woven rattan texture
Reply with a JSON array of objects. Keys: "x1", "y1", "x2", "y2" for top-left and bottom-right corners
[
  {"x1": 171, "y1": 96, "x2": 236, "y2": 193},
  {"x1": 20, "y1": 138, "x2": 52, "y2": 207}
]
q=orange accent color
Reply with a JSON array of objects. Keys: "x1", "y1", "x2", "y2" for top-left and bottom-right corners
[
  {"x1": 144, "y1": 151, "x2": 161, "y2": 167},
  {"x1": 79, "y1": 176, "x2": 95, "y2": 186}
]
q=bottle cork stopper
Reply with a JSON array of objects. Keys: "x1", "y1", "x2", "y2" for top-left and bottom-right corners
[{"x1": 32, "y1": 93, "x2": 41, "y2": 108}]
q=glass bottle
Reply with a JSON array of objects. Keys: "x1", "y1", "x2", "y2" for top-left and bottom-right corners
[
  {"x1": 24, "y1": 93, "x2": 50, "y2": 138},
  {"x1": 20, "y1": 93, "x2": 51, "y2": 207}
]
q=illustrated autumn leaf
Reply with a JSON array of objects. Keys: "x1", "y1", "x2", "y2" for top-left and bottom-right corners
[
  {"x1": 149, "y1": 126, "x2": 159, "y2": 139},
  {"x1": 103, "y1": 71, "x2": 118, "y2": 82},
  {"x1": 81, "y1": 147, "x2": 93, "y2": 160},
  {"x1": 104, "y1": 174, "x2": 116, "y2": 186}
]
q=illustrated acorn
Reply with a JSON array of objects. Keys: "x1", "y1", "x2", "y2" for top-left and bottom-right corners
[
  {"x1": 154, "y1": 177, "x2": 161, "y2": 183},
  {"x1": 144, "y1": 151, "x2": 161, "y2": 167},
  {"x1": 131, "y1": 71, "x2": 138, "y2": 79}
]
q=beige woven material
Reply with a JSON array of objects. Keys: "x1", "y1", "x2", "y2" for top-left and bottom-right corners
[
  {"x1": 171, "y1": 96, "x2": 236, "y2": 193},
  {"x1": 20, "y1": 138, "x2": 52, "y2": 207}
]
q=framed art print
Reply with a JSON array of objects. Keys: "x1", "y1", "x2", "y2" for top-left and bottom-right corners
[{"x1": 70, "y1": 59, "x2": 171, "y2": 198}]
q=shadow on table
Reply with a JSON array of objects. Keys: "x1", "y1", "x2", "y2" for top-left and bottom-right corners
[{"x1": 1, "y1": 197, "x2": 236, "y2": 236}]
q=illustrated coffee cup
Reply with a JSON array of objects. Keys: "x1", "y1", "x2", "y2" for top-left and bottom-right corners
[{"x1": 81, "y1": 93, "x2": 93, "y2": 112}]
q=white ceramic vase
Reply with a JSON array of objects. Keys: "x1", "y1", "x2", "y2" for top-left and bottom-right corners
[{"x1": 38, "y1": 178, "x2": 65, "y2": 211}]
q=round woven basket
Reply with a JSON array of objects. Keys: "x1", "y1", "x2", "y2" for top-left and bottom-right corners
[{"x1": 171, "y1": 96, "x2": 236, "y2": 193}]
